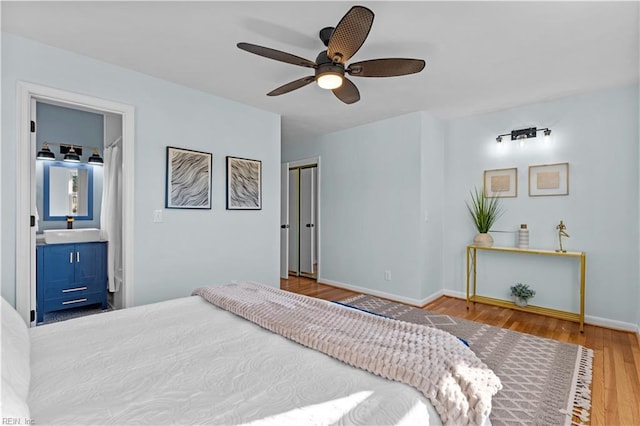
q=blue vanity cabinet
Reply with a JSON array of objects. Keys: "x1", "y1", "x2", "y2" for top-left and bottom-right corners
[{"x1": 36, "y1": 241, "x2": 108, "y2": 322}]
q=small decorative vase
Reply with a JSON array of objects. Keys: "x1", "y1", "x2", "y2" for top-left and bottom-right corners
[
  {"x1": 514, "y1": 297, "x2": 528, "y2": 307},
  {"x1": 518, "y1": 224, "x2": 529, "y2": 249},
  {"x1": 473, "y1": 233, "x2": 493, "y2": 247}
]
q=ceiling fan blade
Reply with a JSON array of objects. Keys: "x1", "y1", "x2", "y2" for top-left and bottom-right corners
[
  {"x1": 327, "y1": 6, "x2": 374, "y2": 64},
  {"x1": 237, "y1": 42, "x2": 316, "y2": 68},
  {"x1": 332, "y1": 78, "x2": 360, "y2": 104},
  {"x1": 267, "y1": 76, "x2": 316, "y2": 96},
  {"x1": 347, "y1": 58, "x2": 426, "y2": 77}
]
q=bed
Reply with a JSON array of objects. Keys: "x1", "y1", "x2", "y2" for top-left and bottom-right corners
[{"x1": 2, "y1": 282, "x2": 500, "y2": 425}]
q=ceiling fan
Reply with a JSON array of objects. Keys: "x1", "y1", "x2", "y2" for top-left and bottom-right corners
[{"x1": 237, "y1": 5, "x2": 426, "y2": 104}]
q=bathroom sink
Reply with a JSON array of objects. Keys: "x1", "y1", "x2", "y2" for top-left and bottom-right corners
[{"x1": 43, "y1": 228, "x2": 102, "y2": 244}]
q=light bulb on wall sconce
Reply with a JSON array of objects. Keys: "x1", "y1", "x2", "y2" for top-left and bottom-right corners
[
  {"x1": 494, "y1": 138, "x2": 507, "y2": 156},
  {"x1": 63, "y1": 146, "x2": 81, "y2": 163},
  {"x1": 36, "y1": 143, "x2": 56, "y2": 160},
  {"x1": 88, "y1": 148, "x2": 104, "y2": 165}
]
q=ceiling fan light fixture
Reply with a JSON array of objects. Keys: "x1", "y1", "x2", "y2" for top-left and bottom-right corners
[
  {"x1": 317, "y1": 72, "x2": 343, "y2": 90},
  {"x1": 237, "y1": 5, "x2": 424, "y2": 104}
]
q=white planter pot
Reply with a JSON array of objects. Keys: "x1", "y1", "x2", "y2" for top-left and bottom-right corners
[
  {"x1": 473, "y1": 233, "x2": 494, "y2": 247},
  {"x1": 514, "y1": 297, "x2": 528, "y2": 307}
]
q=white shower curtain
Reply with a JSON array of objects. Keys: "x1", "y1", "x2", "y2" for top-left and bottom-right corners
[{"x1": 100, "y1": 138, "x2": 123, "y2": 292}]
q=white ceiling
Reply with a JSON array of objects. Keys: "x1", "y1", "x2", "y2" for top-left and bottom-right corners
[{"x1": 3, "y1": 1, "x2": 639, "y2": 143}]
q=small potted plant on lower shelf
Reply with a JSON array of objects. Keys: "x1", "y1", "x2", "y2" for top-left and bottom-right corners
[{"x1": 510, "y1": 283, "x2": 536, "y2": 307}]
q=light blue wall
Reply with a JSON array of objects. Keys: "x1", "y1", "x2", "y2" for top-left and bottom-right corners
[
  {"x1": 284, "y1": 85, "x2": 638, "y2": 326},
  {"x1": 36, "y1": 102, "x2": 103, "y2": 231},
  {"x1": 444, "y1": 85, "x2": 639, "y2": 325},
  {"x1": 420, "y1": 113, "x2": 446, "y2": 299},
  {"x1": 2, "y1": 33, "x2": 281, "y2": 306},
  {"x1": 283, "y1": 112, "x2": 441, "y2": 302}
]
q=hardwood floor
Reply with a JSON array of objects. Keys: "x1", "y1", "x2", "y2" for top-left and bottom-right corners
[{"x1": 281, "y1": 276, "x2": 640, "y2": 426}]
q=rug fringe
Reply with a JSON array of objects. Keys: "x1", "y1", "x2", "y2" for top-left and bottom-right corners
[{"x1": 561, "y1": 346, "x2": 594, "y2": 426}]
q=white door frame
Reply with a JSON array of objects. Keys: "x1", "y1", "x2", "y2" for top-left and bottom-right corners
[
  {"x1": 16, "y1": 81, "x2": 135, "y2": 325},
  {"x1": 280, "y1": 162, "x2": 289, "y2": 279},
  {"x1": 286, "y1": 156, "x2": 321, "y2": 279}
]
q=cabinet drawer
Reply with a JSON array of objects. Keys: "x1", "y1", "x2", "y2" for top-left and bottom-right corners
[
  {"x1": 43, "y1": 292, "x2": 105, "y2": 313},
  {"x1": 43, "y1": 281, "x2": 104, "y2": 299}
]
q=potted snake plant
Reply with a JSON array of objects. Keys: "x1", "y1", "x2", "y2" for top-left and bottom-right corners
[{"x1": 466, "y1": 186, "x2": 503, "y2": 247}]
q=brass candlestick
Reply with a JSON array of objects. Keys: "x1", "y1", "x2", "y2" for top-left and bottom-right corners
[{"x1": 556, "y1": 220, "x2": 569, "y2": 252}]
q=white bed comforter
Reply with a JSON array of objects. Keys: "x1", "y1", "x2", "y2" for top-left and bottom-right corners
[
  {"x1": 28, "y1": 295, "x2": 442, "y2": 425},
  {"x1": 194, "y1": 283, "x2": 500, "y2": 425}
]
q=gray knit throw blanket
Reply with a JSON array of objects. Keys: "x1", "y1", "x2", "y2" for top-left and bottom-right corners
[{"x1": 193, "y1": 282, "x2": 502, "y2": 425}]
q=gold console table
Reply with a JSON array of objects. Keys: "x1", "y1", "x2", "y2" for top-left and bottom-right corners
[{"x1": 466, "y1": 245, "x2": 586, "y2": 332}]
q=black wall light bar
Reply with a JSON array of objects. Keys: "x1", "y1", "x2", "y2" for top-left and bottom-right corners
[{"x1": 496, "y1": 127, "x2": 551, "y2": 143}]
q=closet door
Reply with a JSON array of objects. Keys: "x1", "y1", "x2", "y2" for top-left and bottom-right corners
[
  {"x1": 287, "y1": 169, "x2": 299, "y2": 274},
  {"x1": 299, "y1": 167, "x2": 315, "y2": 275}
]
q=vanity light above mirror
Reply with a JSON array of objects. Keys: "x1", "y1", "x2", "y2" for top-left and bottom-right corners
[{"x1": 37, "y1": 142, "x2": 103, "y2": 165}]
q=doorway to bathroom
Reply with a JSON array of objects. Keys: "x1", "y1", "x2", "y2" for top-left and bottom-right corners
[{"x1": 16, "y1": 82, "x2": 135, "y2": 326}]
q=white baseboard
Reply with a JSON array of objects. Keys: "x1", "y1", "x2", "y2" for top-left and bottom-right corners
[
  {"x1": 443, "y1": 290, "x2": 640, "y2": 333},
  {"x1": 318, "y1": 277, "x2": 444, "y2": 307},
  {"x1": 583, "y1": 315, "x2": 639, "y2": 333},
  {"x1": 443, "y1": 290, "x2": 466, "y2": 300}
]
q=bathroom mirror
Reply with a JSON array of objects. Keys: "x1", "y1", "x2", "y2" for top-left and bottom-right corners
[{"x1": 43, "y1": 162, "x2": 93, "y2": 220}]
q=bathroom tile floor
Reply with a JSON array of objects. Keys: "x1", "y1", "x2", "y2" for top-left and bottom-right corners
[{"x1": 39, "y1": 303, "x2": 113, "y2": 325}]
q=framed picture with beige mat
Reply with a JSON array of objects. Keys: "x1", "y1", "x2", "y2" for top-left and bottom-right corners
[
  {"x1": 529, "y1": 162, "x2": 569, "y2": 196},
  {"x1": 483, "y1": 167, "x2": 517, "y2": 197}
]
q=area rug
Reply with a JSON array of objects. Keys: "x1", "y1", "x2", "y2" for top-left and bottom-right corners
[{"x1": 340, "y1": 295, "x2": 593, "y2": 426}]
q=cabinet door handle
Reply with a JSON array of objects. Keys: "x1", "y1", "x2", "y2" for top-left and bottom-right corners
[
  {"x1": 62, "y1": 286, "x2": 88, "y2": 293},
  {"x1": 69, "y1": 252, "x2": 74, "y2": 264},
  {"x1": 62, "y1": 298, "x2": 87, "y2": 305},
  {"x1": 76, "y1": 252, "x2": 80, "y2": 263}
]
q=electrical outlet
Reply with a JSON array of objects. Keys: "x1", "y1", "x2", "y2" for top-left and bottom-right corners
[
  {"x1": 384, "y1": 270, "x2": 391, "y2": 281},
  {"x1": 153, "y1": 210, "x2": 163, "y2": 223}
]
